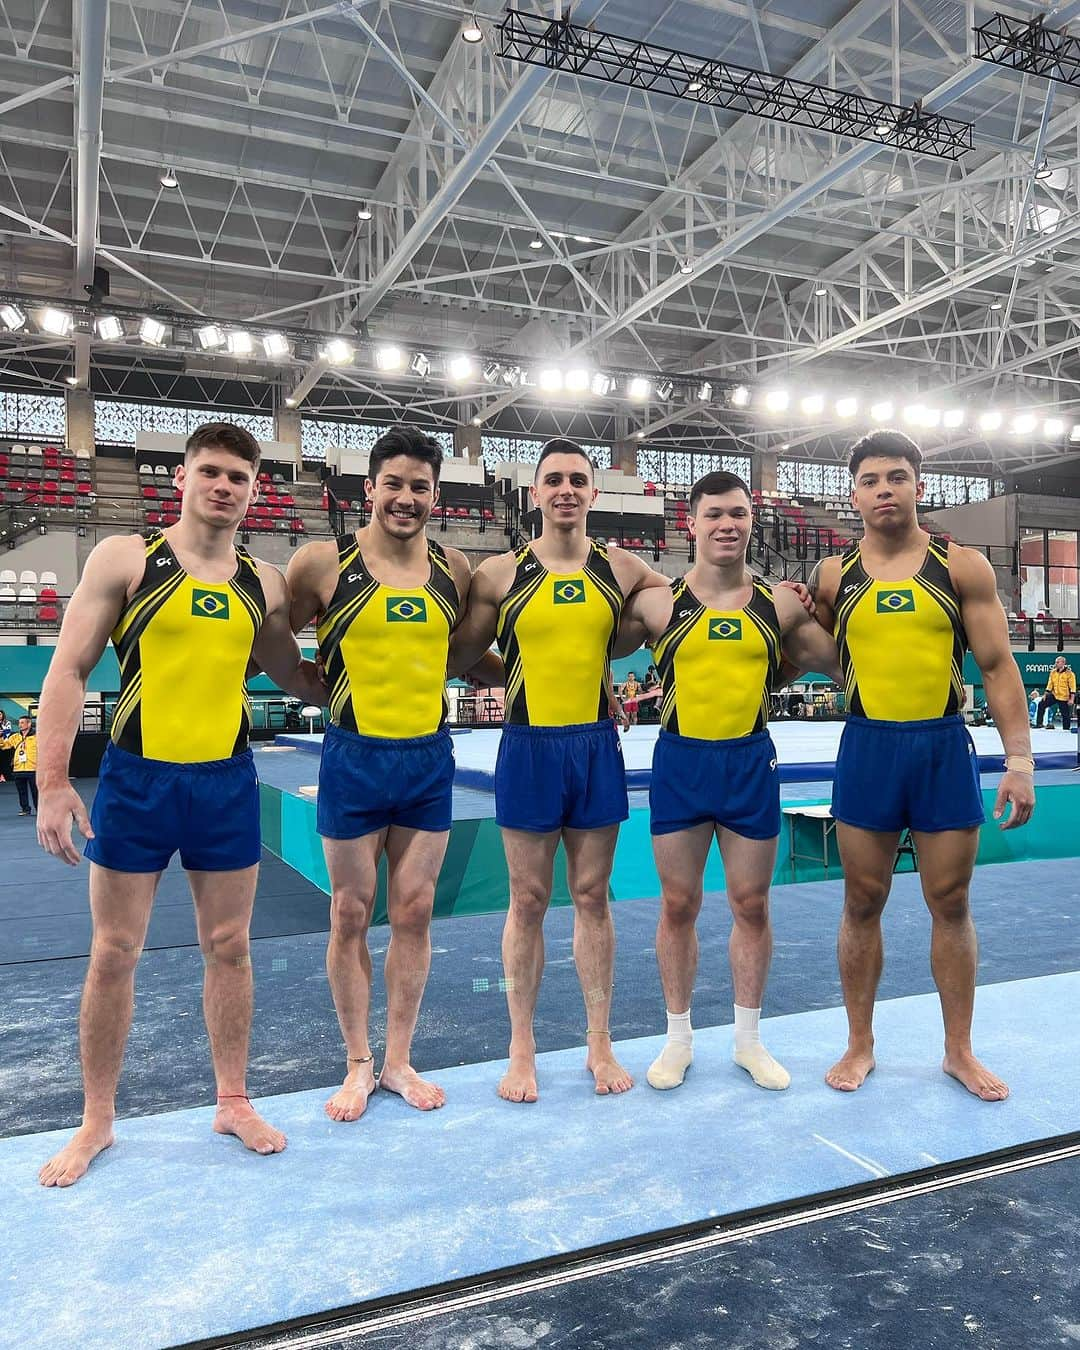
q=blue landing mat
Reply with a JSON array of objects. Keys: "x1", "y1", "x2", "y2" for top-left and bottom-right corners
[{"x1": 3, "y1": 972, "x2": 1077, "y2": 1350}]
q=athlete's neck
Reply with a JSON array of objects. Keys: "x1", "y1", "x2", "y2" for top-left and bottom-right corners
[
  {"x1": 859, "y1": 519, "x2": 928, "y2": 562},
  {"x1": 685, "y1": 559, "x2": 753, "y2": 607},
  {"x1": 355, "y1": 521, "x2": 429, "y2": 571},
  {"x1": 533, "y1": 521, "x2": 590, "y2": 570},
  {"x1": 167, "y1": 518, "x2": 239, "y2": 570}
]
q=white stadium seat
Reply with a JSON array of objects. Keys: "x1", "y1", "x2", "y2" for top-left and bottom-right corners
[
  {"x1": 0, "y1": 570, "x2": 15, "y2": 586},
  {"x1": 18, "y1": 570, "x2": 37, "y2": 588},
  {"x1": 39, "y1": 570, "x2": 58, "y2": 587}
]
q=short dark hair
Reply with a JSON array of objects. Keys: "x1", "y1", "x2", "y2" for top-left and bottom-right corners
[
  {"x1": 689, "y1": 470, "x2": 752, "y2": 512},
  {"x1": 17, "y1": 714, "x2": 31, "y2": 725},
  {"x1": 848, "y1": 429, "x2": 922, "y2": 480},
  {"x1": 185, "y1": 421, "x2": 261, "y2": 471},
  {"x1": 368, "y1": 424, "x2": 443, "y2": 485},
  {"x1": 534, "y1": 437, "x2": 595, "y2": 481}
]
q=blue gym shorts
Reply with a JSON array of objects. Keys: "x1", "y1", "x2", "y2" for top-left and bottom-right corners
[
  {"x1": 495, "y1": 718, "x2": 629, "y2": 834},
  {"x1": 85, "y1": 741, "x2": 261, "y2": 873},
  {"x1": 650, "y1": 728, "x2": 781, "y2": 839},
  {"x1": 831, "y1": 714, "x2": 984, "y2": 834},
  {"x1": 317, "y1": 722, "x2": 454, "y2": 839}
]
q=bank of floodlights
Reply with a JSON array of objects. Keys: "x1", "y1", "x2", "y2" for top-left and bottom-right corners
[
  {"x1": 495, "y1": 12, "x2": 974, "y2": 159},
  {"x1": 975, "y1": 13, "x2": 1080, "y2": 89}
]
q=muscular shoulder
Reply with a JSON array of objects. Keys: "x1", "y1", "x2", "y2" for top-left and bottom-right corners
[
  {"x1": 945, "y1": 541, "x2": 997, "y2": 599},
  {"x1": 250, "y1": 557, "x2": 287, "y2": 605},
  {"x1": 82, "y1": 533, "x2": 146, "y2": 591},
  {"x1": 812, "y1": 554, "x2": 843, "y2": 606},
  {"x1": 606, "y1": 545, "x2": 662, "y2": 596},
  {"x1": 474, "y1": 549, "x2": 518, "y2": 599}
]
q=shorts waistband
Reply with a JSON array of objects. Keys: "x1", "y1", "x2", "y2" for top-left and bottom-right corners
[
  {"x1": 325, "y1": 722, "x2": 450, "y2": 750},
  {"x1": 500, "y1": 718, "x2": 613, "y2": 739},
  {"x1": 658, "y1": 728, "x2": 771, "y2": 750},
  {"x1": 845, "y1": 714, "x2": 965, "y2": 733},
  {"x1": 106, "y1": 741, "x2": 254, "y2": 773}
]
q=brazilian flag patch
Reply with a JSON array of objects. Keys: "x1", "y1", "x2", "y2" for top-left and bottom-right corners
[
  {"x1": 191, "y1": 588, "x2": 229, "y2": 620},
  {"x1": 708, "y1": 617, "x2": 742, "y2": 640},
  {"x1": 876, "y1": 589, "x2": 915, "y2": 614},
  {"x1": 386, "y1": 596, "x2": 427, "y2": 622},
  {"x1": 553, "y1": 579, "x2": 586, "y2": 605}
]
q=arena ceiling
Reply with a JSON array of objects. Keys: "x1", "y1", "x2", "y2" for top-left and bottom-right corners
[{"x1": 3, "y1": 0, "x2": 1080, "y2": 475}]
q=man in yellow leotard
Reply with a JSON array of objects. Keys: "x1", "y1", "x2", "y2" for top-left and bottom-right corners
[
  {"x1": 451, "y1": 439, "x2": 668, "y2": 1103},
  {"x1": 615, "y1": 471, "x2": 842, "y2": 1092},
  {"x1": 812, "y1": 429, "x2": 1034, "y2": 1102},
  {"x1": 288, "y1": 425, "x2": 497, "y2": 1122},
  {"x1": 34, "y1": 423, "x2": 325, "y2": 1186}
]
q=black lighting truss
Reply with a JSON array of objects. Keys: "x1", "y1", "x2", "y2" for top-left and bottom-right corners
[
  {"x1": 974, "y1": 12, "x2": 1080, "y2": 88},
  {"x1": 495, "y1": 11, "x2": 973, "y2": 160}
]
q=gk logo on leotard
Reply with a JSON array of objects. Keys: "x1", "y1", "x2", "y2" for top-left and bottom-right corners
[
  {"x1": 191, "y1": 589, "x2": 229, "y2": 620},
  {"x1": 876, "y1": 589, "x2": 915, "y2": 614},
  {"x1": 708, "y1": 617, "x2": 742, "y2": 640},
  {"x1": 553, "y1": 580, "x2": 586, "y2": 604},
  {"x1": 386, "y1": 596, "x2": 427, "y2": 622}
]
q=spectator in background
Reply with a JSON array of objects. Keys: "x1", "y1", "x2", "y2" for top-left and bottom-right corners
[
  {"x1": 621, "y1": 671, "x2": 641, "y2": 727},
  {"x1": 0, "y1": 710, "x2": 12, "y2": 781},
  {"x1": 2, "y1": 715, "x2": 38, "y2": 814},
  {"x1": 1036, "y1": 656, "x2": 1076, "y2": 731}
]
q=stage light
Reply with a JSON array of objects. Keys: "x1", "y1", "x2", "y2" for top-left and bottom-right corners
[
  {"x1": 679, "y1": 259, "x2": 694, "y2": 275},
  {"x1": 921, "y1": 406, "x2": 941, "y2": 428},
  {"x1": 875, "y1": 120, "x2": 892, "y2": 136},
  {"x1": 1070, "y1": 424, "x2": 1080, "y2": 443},
  {"x1": 356, "y1": 204, "x2": 373, "y2": 221},
  {"x1": 731, "y1": 384, "x2": 750, "y2": 408},
  {"x1": 374, "y1": 345, "x2": 403, "y2": 371},
  {"x1": 538, "y1": 367, "x2": 563, "y2": 393},
  {"x1": 482, "y1": 360, "x2": 501, "y2": 383},
  {"x1": 461, "y1": 14, "x2": 483, "y2": 42},
  {"x1": 500, "y1": 365, "x2": 522, "y2": 387},
  {"x1": 902, "y1": 403, "x2": 925, "y2": 426},
  {"x1": 227, "y1": 330, "x2": 253, "y2": 357},
  {"x1": 261, "y1": 333, "x2": 289, "y2": 359},
  {"x1": 979, "y1": 410, "x2": 1002, "y2": 432},
  {"x1": 573, "y1": 234, "x2": 593, "y2": 244},
  {"x1": 655, "y1": 378, "x2": 674, "y2": 400},
  {"x1": 989, "y1": 301, "x2": 1003, "y2": 311},
  {"x1": 590, "y1": 372, "x2": 612, "y2": 397},
  {"x1": 448, "y1": 354, "x2": 474, "y2": 382},
  {"x1": 814, "y1": 285, "x2": 828, "y2": 296},
  {"x1": 95, "y1": 315, "x2": 123, "y2": 341},
  {"x1": 696, "y1": 382, "x2": 712, "y2": 402},
  {"x1": 1, "y1": 303, "x2": 27, "y2": 331},
  {"x1": 409, "y1": 351, "x2": 431, "y2": 378},
  {"x1": 139, "y1": 316, "x2": 167, "y2": 345},
  {"x1": 942, "y1": 408, "x2": 964, "y2": 429},
  {"x1": 565, "y1": 367, "x2": 590, "y2": 393},
  {"x1": 686, "y1": 77, "x2": 703, "y2": 93},
  {"x1": 1011, "y1": 412, "x2": 1037, "y2": 435},
  {"x1": 40, "y1": 307, "x2": 73, "y2": 336},
  {"x1": 870, "y1": 400, "x2": 893, "y2": 422},
  {"x1": 763, "y1": 389, "x2": 789, "y2": 413},
  {"x1": 284, "y1": 397, "x2": 297, "y2": 407},
  {"x1": 800, "y1": 393, "x2": 825, "y2": 416},
  {"x1": 159, "y1": 167, "x2": 178, "y2": 188},
  {"x1": 323, "y1": 338, "x2": 353, "y2": 365},
  {"x1": 628, "y1": 377, "x2": 652, "y2": 401},
  {"x1": 528, "y1": 236, "x2": 543, "y2": 250},
  {"x1": 65, "y1": 375, "x2": 79, "y2": 386},
  {"x1": 1044, "y1": 417, "x2": 1065, "y2": 437},
  {"x1": 196, "y1": 324, "x2": 224, "y2": 350},
  {"x1": 1035, "y1": 160, "x2": 1053, "y2": 182},
  {"x1": 835, "y1": 397, "x2": 859, "y2": 419}
]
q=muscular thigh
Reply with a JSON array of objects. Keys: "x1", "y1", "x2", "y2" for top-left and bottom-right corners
[
  {"x1": 88, "y1": 863, "x2": 160, "y2": 947},
  {"x1": 716, "y1": 827, "x2": 778, "y2": 907},
  {"x1": 910, "y1": 827, "x2": 978, "y2": 912},
  {"x1": 652, "y1": 822, "x2": 713, "y2": 908},
  {"x1": 188, "y1": 864, "x2": 259, "y2": 942},
  {"x1": 501, "y1": 827, "x2": 560, "y2": 910},
  {"x1": 383, "y1": 825, "x2": 450, "y2": 918},
  {"x1": 562, "y1": 823, "x2": 619, "y2": 900}
]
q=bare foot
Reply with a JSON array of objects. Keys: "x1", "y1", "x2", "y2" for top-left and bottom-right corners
[
  {"x1": 587, "y1": 1045, "x2": 634, "y2": 1095},
  {"x1": 379, "y1": 1063, "x2": 445, "y2": 1111},
  {"x1": 213, "y1": 1098, "x2": 287, "y2": 1155},
  {"x1": 38, "y1": 1121, "x2": 115, "y2": 1187},
  {"x1": 825, "y1": 1047, "x2": 876, "y2": 1092},
  {"x1": 325, "y1": 1060, "x2": 376, "y2": 1123},
  {"x1": 943, "y1": 1051, "x2": 1009, "y2": 1102},
  {"x1": 498, "y1": 1052, "x2": 539, "y2": 1103}
]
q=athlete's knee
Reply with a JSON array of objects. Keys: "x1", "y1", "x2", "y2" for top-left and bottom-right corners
[
  {"x1": 660, "y1": 887, "x2": 702, "y2": 926},
  {"x1": 200, "y1": 921, "x2": 251, "y2": 969},
  {"x1": 89, "y1": 930, "x2": 143, "y2": 978},
  {"x1": 727, "y1": 887, "x2": 769, "y2": 931},
  {"x1": 923, "y1": 880, "x2": 971, "y2": 924},
  {"x1": 388, "y1": 885, "x2": 435, "y2": 937},
  {"x1": 330, "y1": 885, "x2": 376, "y2": 938},
  {"x1": 508, "y1": 881, "x2": 550, "y2": 925},
  {"x1": 570, "y1": 879, "x2": 610, "y2": 920},
  {"x1": 842, "y1": 877, "x2": 890, "y2": 924}
]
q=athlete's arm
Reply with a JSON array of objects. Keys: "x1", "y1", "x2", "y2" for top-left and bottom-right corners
[
  {"x1": 807, "y1": 555, "x2": 841, "y2": 633},
  {"x1": 36, "y1": 535, "x2": 142, "y2": 864},
  {"x1": 443, "y1": 549, "x2": 505, "y2": 688},
  {"x1": 250, "y1": 564, "x2": 326, "y2": 706},
  {"x1": 284, "y1": 539, "x2": 335, "y2": 633},
  {"x1": 446, "y1": 554, "x2": 510, "y2": 677},
  {"x1": 612, "y1": 586, "x2": 671, "y2": 658},
  {"x1": 773, "y1": 585, "x2": 843, "y2": 682},
  {"x1": 952, "y1": 545, "x2": 1035, "y2": 830},
  {"x1": 608, "y1": 548, "x2": 669, "y2": 599}
]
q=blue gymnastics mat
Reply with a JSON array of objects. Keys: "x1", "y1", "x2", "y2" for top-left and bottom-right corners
[{"x1": 3, "y1": 972, "x2": 1077, "y2": 1350}]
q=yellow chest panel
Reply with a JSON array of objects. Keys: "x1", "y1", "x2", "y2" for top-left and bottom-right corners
[
  {"x1": 508, "y1": 572, "x2": 614, "y2": 726},
  {"x1": 323, "y1": 585, "x2": 451, "y2": 738},
  {"x1": 841, "y1": 577, "x2": 958, "y2": 721},
  {"x1": 666, "y1": 611, "x2": 771, "y2": 739},
  {"x1": 120, "y1": 575, "x2": 257, "y2": 761}
]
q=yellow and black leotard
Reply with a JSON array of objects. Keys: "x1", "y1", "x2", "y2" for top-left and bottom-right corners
[
  {"x1": 110, "y1": 529, "x2": 266, "y2": 762},
  {"x1": 833, "y1": 536, "x2": 967, "y2": 721},
  {"x1": 651, "y1": 576, "x2": 783, "y2": 739},
  {"x1": 316, "y1": 534, "x2": 461, "y2": 738},
  {"x1": 496, "y1": 539, "x2": 623, "y2": 726}
]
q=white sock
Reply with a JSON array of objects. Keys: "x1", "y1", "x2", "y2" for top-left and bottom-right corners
[
  {"x1": 733, "y1": 1004, "x2": 760, "y2": 1052},
  {"x1": 666, "y1": 1008, "x2": 693, "y2": 1047}
]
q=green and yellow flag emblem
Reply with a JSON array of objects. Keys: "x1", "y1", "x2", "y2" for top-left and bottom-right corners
[
  {"x1": 191, "y1": 589, "x2": 229, "y2": 620},
  {"x1": 386, "y1": 596, "x2": 427, "y2": 622},
  {"x1": 708, "y1": 617, "x2": 742, "y2": 640},
  {"x1": 876, "y1": 589, "x2": 915, "y2": 614},
  {"x1": 553, "y1": 580, "x2": 586, "y2": 605}
]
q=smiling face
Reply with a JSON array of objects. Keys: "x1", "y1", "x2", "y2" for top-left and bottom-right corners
[
  {"x1": 687, "y1": 488, "x2": 753, "y2": 566},
  {"x1": 530, "y1": 451, "x2": 598, "y2": 530},
  {"x1": 850, "y1": 455, "x2": 924, "y2": 533},
  {"x1": 365, "y1": 453, "x2": 438, "y2": 540},
  {"x1": 175, "y1": 446, "x2": 258, "y2": 530}
]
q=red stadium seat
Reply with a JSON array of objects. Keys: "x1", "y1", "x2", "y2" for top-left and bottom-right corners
[
  {"x1": 59, "y1": 494, "x2": 75, "y2": 508},
  {"x1": 39, "y1": 586, "x2": 58, "y2": 601},
  {"x1": 77, "y1": 481, "x2": 92, "y2": 496},
  {"x1": 142, "y1": 485, "x2": 158, "y2": 499},
  {"x1": 291, "y1": 517, "x2": 305, "y2": 532},
  {"x1": 60, "y1": 468, "x2": 75, "y2": 482},
  {"x1": 37, "y1": 605, "x2": 59, "y2": 623},
  {"x1": 146, "y1": 510, "x2": 161, "y2": 525}
]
